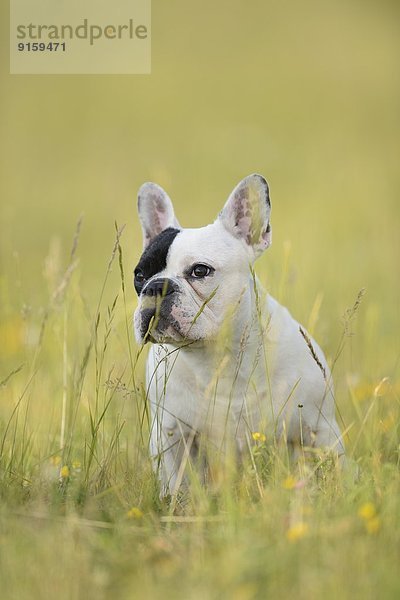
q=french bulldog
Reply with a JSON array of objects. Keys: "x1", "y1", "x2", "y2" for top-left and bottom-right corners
[{"x1": 133, "y1": 174, "x2": 344, "y2": 496}]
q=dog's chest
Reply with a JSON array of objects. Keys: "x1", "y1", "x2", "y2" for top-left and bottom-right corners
[{"x1": 146, "y1": 341, "x2": 271, "y2": 439}]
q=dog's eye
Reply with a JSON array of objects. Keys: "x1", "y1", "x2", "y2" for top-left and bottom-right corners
[
  {"x1": 191, "y1": 264, "x2": 212, "y2": 279},
  {"x1": 134, "y1": 270, "x2": 146, "y2": 284}
]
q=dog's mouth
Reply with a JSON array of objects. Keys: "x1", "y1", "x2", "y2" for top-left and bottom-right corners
[
  {"x1": 135, "y1": 287, "x2": 217, "y2": 346},
  {"x1": 139, "y1": 304, "x2": 186, "y2": 344}
]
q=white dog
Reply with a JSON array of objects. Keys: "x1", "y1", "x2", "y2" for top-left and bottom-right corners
[{"x1": 133, "y1": 174, "x2": 344, "y2": 495}]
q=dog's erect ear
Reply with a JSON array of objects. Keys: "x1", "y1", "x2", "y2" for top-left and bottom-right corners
[
  {"x1": 137, "y1": 182, "x2": 181, "y2": 249},
  {"x1": 218, "y1": 174, "x2": 272, "y2": 258}
]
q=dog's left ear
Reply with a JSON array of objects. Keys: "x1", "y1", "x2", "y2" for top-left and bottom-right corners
[
  {"x1": 218, "y1": 174, "x2": 272, "y2": 259},
  {"x1": 137, "y1": 182, "x2": 181, "y2": 249}
]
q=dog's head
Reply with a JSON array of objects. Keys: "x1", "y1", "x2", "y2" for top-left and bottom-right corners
[{"x1": 133, "y1": 174, "x2": 272, "y2": 345}]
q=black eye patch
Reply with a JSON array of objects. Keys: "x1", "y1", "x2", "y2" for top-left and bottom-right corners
[{"x1": 134, "y1": 227, "x2": 181, "y2": 295}]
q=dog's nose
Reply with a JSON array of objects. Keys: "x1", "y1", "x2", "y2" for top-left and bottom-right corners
[{"x1": 142, "y1": 278, "x2": 178, "y2": 297}]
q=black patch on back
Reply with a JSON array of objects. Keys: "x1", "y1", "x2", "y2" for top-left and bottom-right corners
[{"x1": 134, "y1": 227, "x2": 180, "y2": 295}]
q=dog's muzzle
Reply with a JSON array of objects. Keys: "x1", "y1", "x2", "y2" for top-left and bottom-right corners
[
  {"x1": 142, "y1": 277, "x2": 179, "y2": 298},
  {"x1": 138, "y1": 278, "x2": 180, "y2": 341}
]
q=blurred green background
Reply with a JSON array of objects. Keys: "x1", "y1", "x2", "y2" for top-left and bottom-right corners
[{"x1": 0, "y1": 0, "x2": 399, "y2": 424}]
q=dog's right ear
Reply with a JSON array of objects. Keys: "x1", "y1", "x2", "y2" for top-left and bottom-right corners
[
  {"x1": 218, "y1": 174, "x2": 271, "y2": 259},
  {"x1": 137, "y1": 182, "x2": 181, "y2": 249}
]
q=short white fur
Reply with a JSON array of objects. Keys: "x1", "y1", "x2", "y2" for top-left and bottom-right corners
[{"x1": 134, "y1": 174, "x2": 345, "y2": 496}]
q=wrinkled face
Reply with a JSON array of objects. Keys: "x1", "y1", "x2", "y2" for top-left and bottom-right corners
[
  {"x1": 133, "y1": 174, "x2": 272, "y2": 345},
  {"x1": 134, "y1": 222, "x2": 254, "y2": 343}
]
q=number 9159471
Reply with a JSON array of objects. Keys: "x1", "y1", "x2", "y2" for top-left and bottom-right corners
[{"x1": 18, "y1": 42, "x2": 66, "y2": 51}]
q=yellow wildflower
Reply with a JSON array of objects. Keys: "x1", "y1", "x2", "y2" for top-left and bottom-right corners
[
  {"x1": 72, "y1": 460, "x2": 81, "y2": 470},
  {"x1": 127, "y1": 507, "x2": 143, "y2": 520},
  {"x1": 286, "y1": 522, "x2": 309, "y2": 542},
  {"x1": 252, "y1": 432, "x2": 266, "y2": 443},
  {"x1": 282, "y1": 476, "x2": 296, "y2": 490},
  {"x1": 0, "y1": 316, "x2": 25, "y2": 357},
  {"x1": 358, "y1": 502, "x2": 376, "y2": 520},
  {"x1": 358, "y1": 502, "x2": 380, "y2": 534},
  {"x1": 365, "y1": 516, "x2": 381, "y2": 535},
  {"x1": 60, "y1": 465, "x2": 70, "y2": 478},
  {"x1": 50, "y1": 455, "x2": 62, "y2": 466}
]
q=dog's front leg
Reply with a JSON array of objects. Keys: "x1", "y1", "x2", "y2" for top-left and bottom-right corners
[{"x1": 149, "y1": 421, "x2": 196, "y2": 498}]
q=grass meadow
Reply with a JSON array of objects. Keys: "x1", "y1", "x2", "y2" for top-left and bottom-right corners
[{"x1": 0, "y1": 1, "x2": 399, "y2": 598}]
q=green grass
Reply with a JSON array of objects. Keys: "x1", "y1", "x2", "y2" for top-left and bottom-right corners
[
  {"x1": 1, "y1": 0, "x2": 400, "y2": 598},
  {"x1": 0, "y1": 222, "x2": 399, "y2": 599}
]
